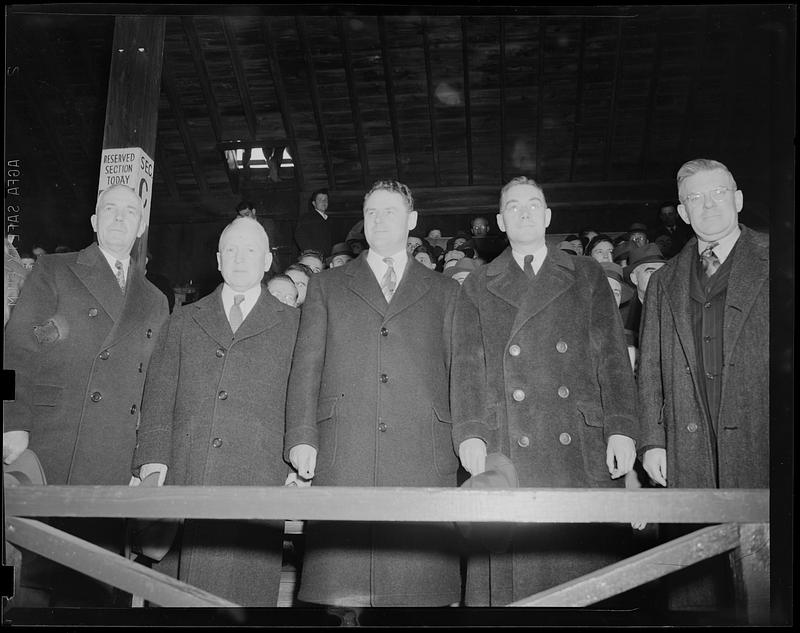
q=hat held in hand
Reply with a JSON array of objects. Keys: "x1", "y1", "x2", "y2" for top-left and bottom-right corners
[
  {"x1": 4, "y1": 449, "x2": 47, "y2": 486},
  {"x1": 457, "y1": 452, "x2": 518, "y2": 553}
]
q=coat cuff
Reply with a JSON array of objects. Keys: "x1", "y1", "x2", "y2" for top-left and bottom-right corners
[
  {"x1": 451, "y1": 420, "x2": 494, "y2": 452},
  {"x1": 132, "y1": 427, "x2": 171, "y2": 472},
  {"x1": 603, "y1": 414, "x2": 639, "y2": 445},
  {"x1": 283, "y1": 426, "x2": 319, "y2": 464}
]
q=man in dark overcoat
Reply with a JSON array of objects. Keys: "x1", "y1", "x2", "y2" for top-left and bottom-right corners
[
  {"x1": 133, "y1": 217, "x2": 299, "y2": 606},
  {"x1": 3, "y1": 184, "x2": 168, "y2": 605},
  {"x1": 450, "y1": 176, "x2": 639, "y2": 606},
  {"x1": 294, "y1": 188, "x2": 333, "y2": 257},
  {"x1": 638, "y1": 158, "x2": 769, "y2": 610},
  {"x1": 285, "y1": 180, "x2": 462, "y2": 608}
]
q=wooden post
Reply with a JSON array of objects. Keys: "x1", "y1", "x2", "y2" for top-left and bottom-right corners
[
  {"x1": 100, "y1": 16, "x2": 166, "y2": 273},
  {"x1": 731, "y1": 522, "x2": 770, "y2": 624}
]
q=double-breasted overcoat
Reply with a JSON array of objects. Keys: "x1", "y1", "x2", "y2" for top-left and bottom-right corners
[
  {"x1": 284, "y1": 253, "x2": 462, "y2": 607},
  {"x1": 638, "y1": 225, "x2": 769, "y2": 488},
  {"x1": 450, "y1": 246, "x2": 639, "y2": 605},
  {"x1": 4, "y1": 243, "x2": 168, "y2": 485},
  {"x1": 133, "y1": 285, "x2": 300, "y2": 606}
]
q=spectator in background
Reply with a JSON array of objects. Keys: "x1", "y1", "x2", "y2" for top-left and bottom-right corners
[
  {"x1": 442, "y1": 257, "x2": 477, "y2": 285},
  {"x1": 652, "y1": 201, "x2": 693, "y2": 259},
  {"x1": 627, "y1": 222, "x2": 649, "y2": 249},
  {"x1": 471, "y1": 215, "x2": 507, "y2": 262},
  {"x1": 267, "y1": 274, "x2": 299, "y2": 307},
  {"x1": 556, "y1": 240, "x2": 578, "y2": 256},
  {"x1": 585, "y1": 234, "x2": 616, "y2": 264},
  {"x1": 327, "y1": 243, "x2": 353, "y2": 269},
  {"x1": 578, "y1": 227, "x2": 598, "y2": 242},
  {"x1": 427, "y1": 229, "x2": 442, "y2": 240},
  {"x1": 622, "y1": 244, "x2": 666, "y2": 348},
  {"x1": 612, "y1": 236, "x2": 631, "y2": 268},
  {"x1": 31, "y1": 244, "x2": 47, "y2": 260},
  {"x1": 412, "y1": 243, "x2": 438, "y2": 270},
  {"x1": 54, "y1": 245, "x2": 74, "y2": 254},
  {"x1": 563, "y1": 234, "x2": 584, "y2": 256},
  {"x1": 442, "y1": 249, "x2": 466, "y2": 270},
  {"x1": 18, "y1": 251, "x2": 36, "y2": 271},
  {"x1": 294, "y1": 189, "x2": 333, "y2": 257},
  {"x1": 406, "y1": 235, "x2": 424, "y2": 255},
  {"x1": 445, "y1": 231, "x2": 471, "y2": 254},
  {"x1": 298, "y1": 249, "x2": 325, "y2": 274},
  {"x1": 285, "y1": 262, "x2": 313, "y2": 307},
  {"x1": 236, "y1": 200, "x2": 257, "y2": 219},
  {"x1": 470, "y1": 216, "x2": 490, "y2": 238}
]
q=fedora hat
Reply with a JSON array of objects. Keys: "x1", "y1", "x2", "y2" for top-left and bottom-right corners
[
  {"x1": 601, "y1": 261, "x2": 635, "y2": 305},
  {"x1": 457, "y1": 453, "x2": 518, "y2": 553},
  {"x1": 128, "y1": 472, "x2": 181, "y2": 563},
  {"x1": 4, "y1": 449, "x2": 47, "y2": 486},
  {"x1": 442, "y1": 257, "x2": 477, "y2": 278},
  {"x1": 623, "y1": 243, "x2": 667, "y2": 283}
]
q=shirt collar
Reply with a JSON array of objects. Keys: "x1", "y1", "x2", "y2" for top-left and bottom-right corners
[
  {"x1": 221, "y1": 282, "x2": 262, "y2": 320},
  {"x1": 511, "y1": 242, "x2": 549, "y2": 275},
  {"x1": 697, "y1": 225, "x2": 741, "y2": 266},
  {"x1": 97, "y1": 245, "x2": 131, "y2": 278},
  {"x1": 366, "y1": 247, "x2": 409, "y2": 285}
]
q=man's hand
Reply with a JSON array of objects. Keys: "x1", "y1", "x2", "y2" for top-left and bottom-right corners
[
  {"x1": 3, "y1": 430, "x2": 29, "y2": 465},
  {"x1": 624, "y1": 469, "x2": 647, "y2": 530},
  {"x1": 606, "y1": 434, "x2": 636, "y2": 479},
  {"x1": 289, "y1": 444, "x2": 317, "y2": 480},
  {"x1": 642, "y1": 448, "x2": 667, "y2": 487},
  {"x1": 458, "y1": 438, "x2": 487, "y2": 476},
  {"x1": 129, "y1": 463, "x2": 168, "y2": 487}
]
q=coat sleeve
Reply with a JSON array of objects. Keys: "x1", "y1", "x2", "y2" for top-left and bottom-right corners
[
  {"x1": 283, "y1": 273, "x2": 328, "y2": 460},
  {"x1": 586, "y1": 263, "x2": 639, "y2": 444},
  {"x1": 132, "y1": 306, "x2": 185, "y2": 474},
  {"x1": 449, "y1": 276, "x2": 498, "y2": 451},
  {"x1": 3, "y1": 257, "x2": 59, "y2": 433},
  {"x1": 636, "y1": 276, "x2": 667, "y2": 454}
]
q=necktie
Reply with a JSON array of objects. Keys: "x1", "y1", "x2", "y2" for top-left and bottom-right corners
[
  {"x1": 229, "y1": 294, "x2": 245, "y2": 333},
  {"x1": 523, "y1": 254, "x2": 535, "y2": 280},
  {"x1": 114, "y1": 260, "x2": 126, "y2": 292},
  {"x1": 381, "y1": 257, "x2": 397, "y2": 302},
  {"x1": 700, "y1": 242, "x2": 720, "y2": 278}
]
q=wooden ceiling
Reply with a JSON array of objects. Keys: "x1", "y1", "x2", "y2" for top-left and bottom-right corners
[{"x1": 4, "y1": 5, "x2": 794, "y2": 241}]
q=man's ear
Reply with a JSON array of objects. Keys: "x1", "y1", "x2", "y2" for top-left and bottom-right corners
[
  {"x1": 136, "y1": 217, "x2": 147, "y2": 238},
  {"x1": 264, "y1": 252, "x2": 274, "y2": 272},
  {"x1": 544, "y1": 207, "x2": 552, "y2": 228},
  {"x1": 735, "y1": 189, "x2": 743, "y2": 214},
  {"x1": 407, "y1": 210, "x2": 419, "y2": 231},
  {"x1": 677, "y1": 204, "x2": 691, "y2": 225},
  {"x1": 90, "y1": 214, "x2": 98, "y2": 233},
  {"x1": 216, "y1": 252, "x2": 222, "y2": 272},
  {"x1": 496, "y1": 213, "x2": 506, "y2": 233}
]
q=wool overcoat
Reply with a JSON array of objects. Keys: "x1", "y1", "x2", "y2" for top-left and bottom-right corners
[
  {"x1": 450, "y1": 246, "x2": 639, "y2": 605},
  {"x1": 284, "y1": 253, "x2": 462, "y2": 607},
  {"x1": 132, "y1": 285, "x2": 299, "y2": 606},
  {"x1": 637, "y1": 225, "x2": 769, "y2": 489},
  {"x1": 3, "y1": 243, "x2": 168, "y2": 485}
]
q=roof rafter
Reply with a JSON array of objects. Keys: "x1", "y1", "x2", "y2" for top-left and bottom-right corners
[
  {"x1": 337, "y1": 16, "x2": 370, "y2": 187},
  {"x1": 222, "y1": 17, "x2": 258, "y2": 141},
  {"x1": 377, "y1": 16, "x2": 403, "y2": 181},
  {"x1": 460, "y1": 17, "x2": 474, "y2": 185}
]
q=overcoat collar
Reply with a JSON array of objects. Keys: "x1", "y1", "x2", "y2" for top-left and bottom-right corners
[
  {"x1": 486, "y1": 246, "x2": 577, "y2": 339},
  {"x1": 345, "y1": 252, "x2": 431, "y2": 319},
  {"x1": 191, "y1": 283, "x2": 283, "y2": 347},
  {"x1": 70, "y1": 243, "x2": 126, "y2": 321}
]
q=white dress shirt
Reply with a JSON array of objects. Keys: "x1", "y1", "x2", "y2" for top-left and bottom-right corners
[
  {"x1": 366, "y1": 247, "x2": 409, "y2": 287},
  {"x1": 511, "y1": 243, "x2": 549, "y2": 275},
  {"x1": 97, "y1": 245, "x2": 131, "y2": 281},
  {"x1": 696, "y1": 225, "x2": 741, "y2": 266},
  {"x1": 221, "y1": 283, "x2": 262, "y2": 323}
]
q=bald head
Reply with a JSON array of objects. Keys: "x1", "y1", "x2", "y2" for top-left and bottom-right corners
[{"x1": 216, "y1": 217, "x2": 272, "y2": 292}]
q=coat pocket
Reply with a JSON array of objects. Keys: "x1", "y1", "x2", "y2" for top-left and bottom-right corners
[
  {"x1": 315, "y1": 394, "x2": 341, "y2": 474},
  {"x1": 577, "y1": 403, "x2": 609, "y2": 482},
  {"x1": 432, "y1": 405, "x2": 459, "y2": 476},
  {"x1": 32, "y1": 384, "x2": 63, "y2": 407}
]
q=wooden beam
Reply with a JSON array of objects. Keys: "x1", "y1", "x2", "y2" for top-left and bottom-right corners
[
  {"x1": 509, "y1": 524, "x2": 742, "y2": 606},
  {"x1": 569, "y1": 19, "x2": 587, "y2": 182},
  {"x1": 222, "y1": 17, "x2": 257, "y2": 141},
  {"x1": 296, "y1": 16, "x2": 334, "y2": 189},
  {"x1": 460, "y1": 17, "x2": 474, "y2": 185},
  {"x1": 715, "y1": 12, "x2": 746, "y2": 154},
  {"x1": 261, "y1": 17, "x2": 305, "y2": 190},
  {"x1": 181, "y1": 17, "x2": 224, "y2": 142},
  {"x1": 161, "y1": 55, "x2": 209, "y2": 196},
  {"x1": 6, "y1": 516, "x2": 238, "y2": 607},
  {"x1": 678, "y1": 7, "x2": 712, "y2": 162},
  {"x1": 731, "y1": 523, "x2": 771, "y2": 624},
  {"x1": 602, "y1": 18, "x2": 625, "y2": 180},
  {"x1": 6, "y1": 486, "x2": 769, "y2": 524},
  {"x1": 638, "y1": 14, "x2": 664, "y2": 179},
  {"x1": 422, "y1": 16, "x2": 441, "y2": 187},
  {"x1": 337, "y1": 16, "x2": 370, "y2": 187},
  {"x1": 498, "y1": 17, "x2": 507, "y2": 183},
  {"x1": 377, "y1": 16, "x2": 403, "y2": 181},
  {"x1": 535, "y1": 17, "x2": 546, "y2": 181},
  {"x1": 154, "y1": 141, "x2": 179, "y2": 199}
]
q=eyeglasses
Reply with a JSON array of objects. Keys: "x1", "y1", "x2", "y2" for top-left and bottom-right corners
[
  {"x1": 682, "y1": 186, "x2": 733, "y2": 208},
  {"x1": 501, "y1": 200, "x2": 545, "y2": 216}
]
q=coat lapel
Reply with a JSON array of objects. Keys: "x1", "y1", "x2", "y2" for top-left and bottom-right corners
[
  {"x1": 69, "y1": 243, "x2": 125, "y2": 322},
  {"x1": 103, "y1": 265, "x2": 157, "y2": 348},
  {"x1": 721, "y1": 227, "x2": 768, "y2": 377},
  {"x1": 486, "y1": 249, "x2": 525, "y2": 311},
  {"x1": 192, "y1": 286, "x2": 236, "y2": 347},
  {"x1": 231, "y1": 289, "x2": 282, "y2": 342},
  {"x1": 385, "y1": 258, "x2": 431, "y2": 320},
  {"x1": 346, "y1": 253, "x2": 390, "y2": 317}
]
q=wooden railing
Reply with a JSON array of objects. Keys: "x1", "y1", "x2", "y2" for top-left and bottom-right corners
[{"x1": 4, "y1": 486, "x2": 770, "y2": 621}]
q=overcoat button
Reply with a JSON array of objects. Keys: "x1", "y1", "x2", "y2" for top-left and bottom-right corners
[
  {"x1": 88, "y1": 308, "x2": 98, "y2": 317},
  {"x1": 380, "y1": 374, "x2": 389, "y2": 383},
  {"x1": 146, "y1": 329, "x2": 153, "y2": 338},
  {"x1": 130, "y1": 404, "x2": 137, "y2": 415},
  {"x1": 138, "y1": 363, "x2": 143, "y2": 373},
  {"x1": 559, "y1": 432, "x2": 572, "y2": 445},
  {"x1": 704, "y1": 302, "x2": 712, "y2": 309},
  {"x1": 99, "y1": 349, "x2": 110, "y2": 360},
  {"x1": 380, "y1": 327, "x2": 389, "y2": 337},
  {"x1": 687, "y1": 423, "x2": 698, "y2": 433},
  {"x1": 216, "y1": 348, "x2": 226, "y2": 358},
  {"x1": 218, "y1": 390, "x2": 228, "y2": 400},
  {"x1": 556, "y1": 341, "x2": 568, "y2": 353},
  {"x1": 685, "y1": 366, "x2": 691, "y2": 374},
  {"x1": 378, "y1": 423, "x2": 387, "y2": 432},
  {"x1": 212, "y1": 438, "x2": 223, "y2": 448},
  {"x1": 705, "y1": 372, "x2": 715, "y2": 380},
  {"x1": 508, "y1": 344, "x2": 521, "y2": 357},
  {"x1": 557, "y1": 386, "x2": 570, "y2": 399},
  {"x1": 512, "y1": 389, "x2": 525, "y2": 402},
  {"x1": 90, "y1": 391, "x2": 102, "y2": 403},
  {"x1": 517, "y1": 436, "x2": 530, "y2": 448}
]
